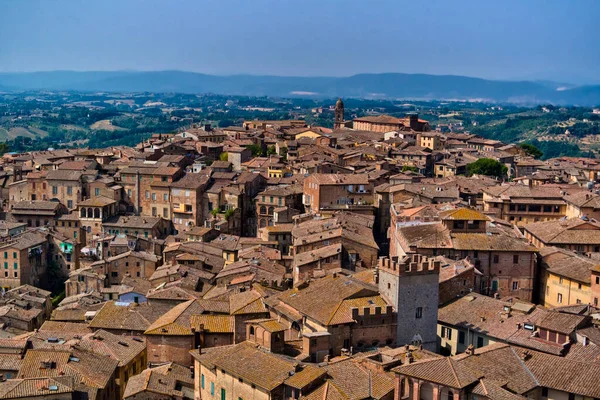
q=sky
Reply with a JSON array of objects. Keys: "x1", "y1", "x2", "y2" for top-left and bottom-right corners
[{"x1": 1, "y1": 0, "x2": 599, "y2": 83}]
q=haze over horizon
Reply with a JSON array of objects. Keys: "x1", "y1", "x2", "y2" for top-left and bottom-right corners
[{"x1": 1, "y1": 0, "x2": 599, "y2": 85}]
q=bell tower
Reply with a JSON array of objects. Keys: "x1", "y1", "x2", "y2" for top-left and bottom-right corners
[{"x1": 334, "y1": 98, "x2": 344, "y2": 129}]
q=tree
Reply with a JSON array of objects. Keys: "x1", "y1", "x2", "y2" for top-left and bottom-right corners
[
  {"x1": 401, "y1": 165, "x2": 419, "y2": 173},
  {"x1": 280, "y1": 147, "x2": 289, "y2": 161},
  {"x1": 520, "y1": 143, "x2": 543, "y2": 159},
  {"x1": 0, "y1": 143, "x2": 8, "y2": 156},
  {"x1": 224, "y1": 208, "x2": 236, "y2": 221},
  {"x1": 466, "y1": 158, "x2": 507, "y2": 178},
  {"x1": 219, "y1": 152, "x2": 229, "y2": 162},
  {"x1": 246, "y1": 144, "x2": 263, "y2": 157},
  {"x1": 266, "y1": 145, "x2": 276, "y2": 156}
]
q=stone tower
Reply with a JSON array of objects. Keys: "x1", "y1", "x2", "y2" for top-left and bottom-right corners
[
  {"x1": 334, "y1": 98, "x2": 344, "y2": 129},
  {"x1": 377, "y1": 255, "x2": 440, "y2": 351}
]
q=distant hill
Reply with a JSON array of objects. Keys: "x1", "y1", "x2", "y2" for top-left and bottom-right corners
[{"x1": 0, "y1": 70, "x2": 599, "y2": 105}]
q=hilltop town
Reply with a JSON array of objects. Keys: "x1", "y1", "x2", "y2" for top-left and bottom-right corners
[{"x1": 0, "y1": 97, "x2": 599, "y2": 400}]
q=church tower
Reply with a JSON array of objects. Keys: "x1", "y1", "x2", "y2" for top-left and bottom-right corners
[{"x1": 334, "y1": 98, "x2": 344, "y2": 129}]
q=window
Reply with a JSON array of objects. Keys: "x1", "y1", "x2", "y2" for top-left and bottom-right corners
[
  {"x1": 127, "y1": 189, "x2": 132, "y2": 197},
  {"x1": 512, "y1": 281, "x2": 519, "y2": 291},
  {"x1": 3, "y1": 262, "x2": 7, "y2": 269},
  {"x1": 163, "y1": 193, "x2": 168, "y2": 201},
  {"x1": 185, "y1": 190, "x2": 190, "y2": 197},
  {"x1": 578, "y1": 283, "x2": 582, "y2": 290},
  {"x1": 67, "y1": 200, "x2": 73, "y2": 208},
  {"x1": 557, "y1": 293, "x2": 563, "y2": 304},
  {"x1": 542, "y1": 387, "x2": 548, "y2": 397},
  {"x1": 67, "y1": 186, "x2": 72, "y2": 195},
  {"x1": 597, "y1": 276, "x2": 600, "y2": 285},
  {"x1": 145, "y1": 191, "x2": 150, "y2": 199},
  {"x1": 12, "y1": 252, "x2": 16, "y2": 258},
  {"x1": 163, "y1": 208, "x2": 168, "y2": 218},
  {"x1": 201, "y1": 374, "x2": 205, "y2": 389},
  {"x1": 111, "y1": 272, "x2": 118, "y2": 278},
  {"x1": 559, "y1": 277, "x2": 564, "y2": 284},
  {"x1": 95, "y1": 188, "x2": 101, "y2": 196},
  {"x1": 493, "y1": 255, "x2": 499, "y2": 263},
  {"x1": 513, "y1": 255, "x2": 519, "y2": 264},
  {"x1": 185, "y1": 205, "x2": 193, "y2": 212},
  {"x1": 221, "y1": 388, "x2": 226, "y2": 400},
  {"x1": 152, "y1": 193, "x2": 156, "y2": 201},
  {"x1": 415, "y1": 307, "x2": 423, "y2": 319},
  {"x1": 458, "y1": 330, "x2": 465, "y2": 344},
  {"x1": 476, "y1": 336, "x2": 484, "y2": 348},
  {"x1": 3, "y1": 252, "x2": 6, "y2": 259},
  {"x1": 52, "y1": 186, "x2": 58, "y2": 195},
  {"x1": 13, "y1": 263, "x2": 17, "y2": 269},
  {"x1": 210, "y1": 382, "x2": 214, "y2": 396},
  {"x1": 441, "y1": 326, "x2": 452, "y2": 340}
]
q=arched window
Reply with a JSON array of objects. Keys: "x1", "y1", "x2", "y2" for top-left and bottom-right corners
[
  {"x1": 268, "y1": 206, "x2": 274, "y2": 215},
  {"x1": 259, "y1": 219, "x2": 266, "y2": 228},
  {"x1": 249, "y1": 326, "x2": 255, "y2": 335},
  {"x1": 80, "y1": 208, "x2": 86, "y2": 218},
  {"x1": 447, "y1": 390, "x2": 454, "y2": 400},
  {"x1": 94, "y1": 208, "x2": 100, "y2": 219},
  {"x1": 259, "y1": 206, "x2": 267, "y2": 215},
  {"x1": 87, "y1": 208, "x2": 93, "y2": 218},
  {"x1": 87, "y1": 226, "x2": 91, "y2": 234}
]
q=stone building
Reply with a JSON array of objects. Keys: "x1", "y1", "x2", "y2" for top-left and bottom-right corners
[
  {"x1": 255, "y1": 184, "x2": 303, "y2": 232},
  {"x1": 390, "y1": 208, "x2": 538, "y2": 301},
  {"x1": 377, "y1": 255, "x2": 440, "y2": 352},
  {"x1": 170, "y1": 173, "x2": 210, "y2": 233},
  {"x1": 353, "y1": 114, "x2": 429, "y2": 133},
  {"x1": 118, "y1": 163, "x2": 184, "y2": 216},
  {"x1": 46, "y1": 170, "x2": 85, "y2": 210},
  {"x1": 303, "y1": 173, "x2": 372, "y2": 214},
  {"x1": 0, "y1": 231, "x2": 48, "y2": 289}
]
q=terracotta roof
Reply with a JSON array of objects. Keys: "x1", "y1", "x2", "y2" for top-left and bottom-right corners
[
  {"x1": 144, "y1": 300, "x2": 205, "y2": 336},
  {"x1": 284, "y1": 364, "x2": 326, "y2": 390},
  {"x1": 523, "y1": 349, "x2": 600, "y2": 398},
  {"x1": 317, "y1": 357, "x2": 395, "y2": 399},
  {"x1": 229, "y1": 290, "x2": 267, "y2": 315},
  {"x1": 77, "y1": 196, "x2": 117, "y2": 207},
  {"x1": 0, "y1": 377, "x2": 74, "y2": 399},
  {"x1": 277, "y1": 275, "x2": 379, "y2": 326},
  {"x1": 190, "y1": 315, "x2": 234, "y2": 333},
  {"x1": 394, "y1": 357, "x2": 479, "y2": 389},
  {"x1": 192, "y1": 342, "x2": 297, "y2": 391},
  {"x1": 524, "y1": 218, "x2": 600, "y2": 245},
  {"x1": 439, "y1": 208, "x2": 489, "y2": 221},
  {"x1": 89, "y1": 301, "x2": 172, "y2": 332},
  {"x1": 123, "y1": 362, "x2": 193, "y2": 399},
  {"x1": 247, "y1": 318, "x2": 287, "y2": 333}
]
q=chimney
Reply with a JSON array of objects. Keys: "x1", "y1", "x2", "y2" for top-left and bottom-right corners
[
  {"x1": 520, "y1": 350, "x2": 532, "y2": 361},
  {"x1": 465, "y1": 344, "x2": 475, "y2": 355}
]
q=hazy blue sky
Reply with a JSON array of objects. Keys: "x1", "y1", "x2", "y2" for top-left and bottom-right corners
[{"x1": 1, "y1": 0, "x2": 599, "y2": 83}]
